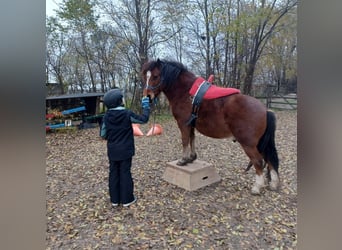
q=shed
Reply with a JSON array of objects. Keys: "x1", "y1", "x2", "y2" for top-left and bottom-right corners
[{"x1": 46, "y1": 92, "x2": 105, "y2": 115}]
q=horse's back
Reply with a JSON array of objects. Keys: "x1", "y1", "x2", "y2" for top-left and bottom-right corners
[
  {"x1": 195, "y1": 94, "x2": 267, "y2": 143},
  {"x1": 224, "y1": 94, "x2": 267, "y2": 119}
]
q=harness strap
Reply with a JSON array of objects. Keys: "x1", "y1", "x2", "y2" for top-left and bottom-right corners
[{"x1": 187, "y1": 81, "x2": 211, "y2": 127}]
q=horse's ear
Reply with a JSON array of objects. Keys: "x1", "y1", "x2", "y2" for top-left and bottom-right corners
[{"x1": 156, "y1": 58, "x2": 162, "y2": 66}]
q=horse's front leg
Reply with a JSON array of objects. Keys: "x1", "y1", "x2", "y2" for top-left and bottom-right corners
[
  {"x1": 176, "y1": 126, "x2": 196, "y2": 166},
  {"x1": 189, "y1": 127, "x2": 197, "y2": 162}
]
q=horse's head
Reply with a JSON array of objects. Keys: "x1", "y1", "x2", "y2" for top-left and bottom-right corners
[
  {"x1": 141, "y1": 59, "x2": 163, "y2": 100},
  {"x1": 141, "y1": 59, "x2": 187, "y2": 99}
]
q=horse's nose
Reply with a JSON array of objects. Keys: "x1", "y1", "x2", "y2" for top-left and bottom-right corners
[{"x1": 148, "y1": 92, "x2": 155, "y2": 100}]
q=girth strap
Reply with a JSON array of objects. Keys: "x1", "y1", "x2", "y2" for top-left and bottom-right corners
[{"x1": 187, "y1": 81, "x2": 211, "y2": 127}]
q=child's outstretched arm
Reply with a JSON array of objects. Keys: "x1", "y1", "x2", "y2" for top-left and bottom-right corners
[{"x1": 130, "y1": 96, "x2": 150, "y2": 124}]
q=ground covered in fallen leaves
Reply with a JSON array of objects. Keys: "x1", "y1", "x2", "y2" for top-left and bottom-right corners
[{"x1": 46, "y1": 110, "x2": 297, "y2": 249}]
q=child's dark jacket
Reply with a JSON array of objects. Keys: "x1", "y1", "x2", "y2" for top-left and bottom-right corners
[{"x1": 101, "y1": 106, "x2": 149, "y2": 161}]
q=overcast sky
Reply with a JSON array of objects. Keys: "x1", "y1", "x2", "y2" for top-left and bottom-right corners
[{"x1": 46, "y1": 0, "x2": 61, "y2": 17}]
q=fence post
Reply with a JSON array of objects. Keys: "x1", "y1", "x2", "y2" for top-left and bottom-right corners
[{"x1": 266, "y1": 85, "x2": 271, "y2": 108}]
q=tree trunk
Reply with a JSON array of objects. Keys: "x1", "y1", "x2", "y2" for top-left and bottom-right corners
[
  {"x1": 243, "y1": 61, "x2": 256, "y2": 95},
  {"x1": 57, "y1": 74, "x2": 65, "y2": 94}
]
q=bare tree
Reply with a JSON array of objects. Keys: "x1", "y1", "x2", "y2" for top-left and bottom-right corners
[
  {"x1": 240, "y1": 0, "x2": 297, "y2": 94},
  {"x1": 57, "y1": 0, "x2": 99, "y2": 92},
  {"x1": 46, "y1": 16, "x2": 70, "y2": 94},
  {"x1": 46, "y1": 0, "x2": 297, "y2": 101}
]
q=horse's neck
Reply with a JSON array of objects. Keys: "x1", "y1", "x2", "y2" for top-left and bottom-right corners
[{"x1": 163, "y1": 72, "x2": 196, "y2": 102}]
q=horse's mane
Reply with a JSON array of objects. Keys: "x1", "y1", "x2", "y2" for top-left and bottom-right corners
[{"x1": 146, "y1": 59, "x2": 189, "y2": 89}]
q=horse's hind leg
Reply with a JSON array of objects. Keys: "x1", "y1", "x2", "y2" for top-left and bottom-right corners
[
  {"x1": 244, "y1": 160, "x2": 266, "y2": 173},
  {"x1": 264, "y1": 141, "x2": 279, "y2": 191},
  {"x1": 260, "y1": 110, "x2": 280, "y2": 191},
  {"x1": 266, "y1": 161, "x2": 279, "y2": 191},
  {"x1": 242, "y1": 146, "x2": 266, "y2": 195}
]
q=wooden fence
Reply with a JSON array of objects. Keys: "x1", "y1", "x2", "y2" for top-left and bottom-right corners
[{"x1": 257, "y1": 93, "x2": 297, "y2": 110}]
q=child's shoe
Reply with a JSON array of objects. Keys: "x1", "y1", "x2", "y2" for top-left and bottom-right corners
[{"x1": 123, "y1": 197, "x2": 137, "y2": 207}]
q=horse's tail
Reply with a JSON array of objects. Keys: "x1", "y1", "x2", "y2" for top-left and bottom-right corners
[{"x1": 257, "y1": 110, "x2": 279, "y2": 174}]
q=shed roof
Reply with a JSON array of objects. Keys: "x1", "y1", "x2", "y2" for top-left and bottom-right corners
[{"x1": 46, "y1": 92, "x2": 105, "y2": 100}]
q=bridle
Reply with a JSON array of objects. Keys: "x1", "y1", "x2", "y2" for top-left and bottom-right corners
[
  {"x1": 144, "y1": 70, "x2": 160, "y2": 136},
  {"x1": 145, "y1": 70, "x2": 163, "y2": 92}
]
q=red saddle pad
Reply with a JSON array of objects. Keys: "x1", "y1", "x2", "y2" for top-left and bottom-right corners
[{"x1": 189, "y1": 77, "x2": 240, "y2": 100}]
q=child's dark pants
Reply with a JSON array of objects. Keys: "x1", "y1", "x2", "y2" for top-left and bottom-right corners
[{"x1": 109, "y1": 158, "x2": 134, "y2": 205}]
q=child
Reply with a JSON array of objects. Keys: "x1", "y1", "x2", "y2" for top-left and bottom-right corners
[{"x1": 100, "y1": 88, "x2": 150, "y2": 207}]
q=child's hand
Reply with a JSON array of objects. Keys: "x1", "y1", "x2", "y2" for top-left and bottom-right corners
[{"x1": 141, "y1": 96, "x2": 150, "y2": 109}]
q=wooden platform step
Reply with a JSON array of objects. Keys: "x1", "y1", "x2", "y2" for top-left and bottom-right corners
[{"x1": 162, "y1": 160, "x2": 221, "y2": 191}]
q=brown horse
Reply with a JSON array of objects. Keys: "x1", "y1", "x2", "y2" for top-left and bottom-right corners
[{"x1": 141, "y1": 59, "x2": 279, "y2": 195}]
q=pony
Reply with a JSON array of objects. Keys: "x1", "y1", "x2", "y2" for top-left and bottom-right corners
[{"x1": 141, "y1": 59, "x2": 279, "y2": 195}]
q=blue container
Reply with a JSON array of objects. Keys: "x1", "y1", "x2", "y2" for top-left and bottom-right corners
[
  {"x1": 61, "y1": 106, "x2": 86, "y2": 115},
  {"x1": 48, "y1": 123, "x2": 65, "y2": 129}
]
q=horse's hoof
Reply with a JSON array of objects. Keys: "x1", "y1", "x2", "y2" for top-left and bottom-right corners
[
  {"x1": 251, "y1": 184, "x2": 264, "y2": 195},
  {"x1": 269, "y1": 181, "x2": 279, "y2": 191},
  {"x1": 189, "y1": 153, "x2": 197, "y2": 162},
  {"x1": 269, "y1": 170, "x2": 279, "y2": 191},
  {"x1": 176, "y1": 159, "x2": 188, "y2": 166},
  {"x1": 251, "y1": 187, "x2": 261, "y2": 195}
]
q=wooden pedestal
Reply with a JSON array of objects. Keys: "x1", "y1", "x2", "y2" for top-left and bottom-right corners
[{"x1": 162, "y1": 160, "x2": 221, "y2": 191}]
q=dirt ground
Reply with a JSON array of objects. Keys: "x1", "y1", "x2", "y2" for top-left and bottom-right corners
[{"x1": 46, "y1": 110, "x2": 297, "y2": 249}]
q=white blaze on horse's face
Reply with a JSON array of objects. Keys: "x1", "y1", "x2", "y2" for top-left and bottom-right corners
[
  {"x1": 146, "y1": 70, "x2": 151, "y2": 88},
  {"x1": 145, "y1": 70, "x2": 155, "y2": 99}
]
